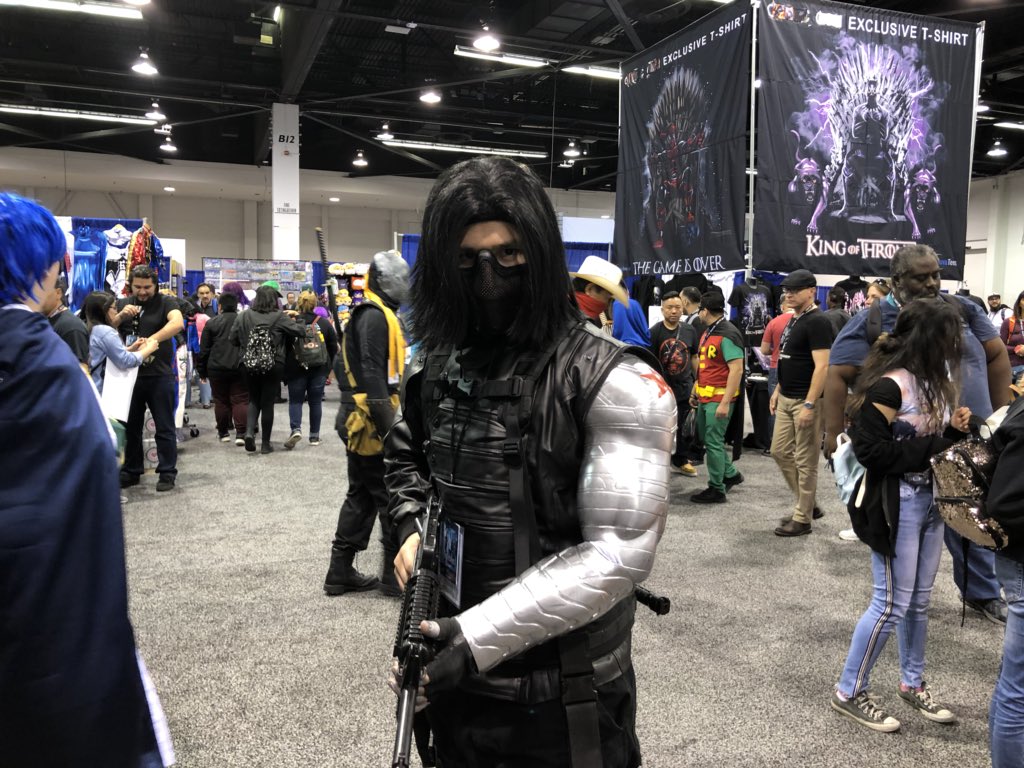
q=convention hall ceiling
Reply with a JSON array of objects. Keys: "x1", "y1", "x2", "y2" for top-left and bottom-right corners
[{"x1": 0, "y1": 0, "x2": 1022, "y2": 191}]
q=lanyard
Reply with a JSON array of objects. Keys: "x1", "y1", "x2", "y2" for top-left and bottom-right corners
[{"x1": 778, "y1": 305, "x2": 816, "y2": 355}]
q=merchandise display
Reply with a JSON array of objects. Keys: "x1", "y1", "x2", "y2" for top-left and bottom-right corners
[{"x1": 203, "y1": 258, "x2": 312, "y2": 294}]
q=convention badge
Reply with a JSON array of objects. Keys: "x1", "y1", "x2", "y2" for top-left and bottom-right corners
[{"x1": 438, "y1": 518, "x2": 465, "y2": 609}]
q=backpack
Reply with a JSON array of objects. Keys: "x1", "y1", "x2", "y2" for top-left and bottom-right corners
[
  {"x1": 294, "y1": 320, "x2": 329, "y2": 369},
  {"x1": 242, "y1": 318, "x2": 277, "y2": 373}
]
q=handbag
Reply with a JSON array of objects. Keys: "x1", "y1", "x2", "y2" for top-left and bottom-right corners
[
  {"x1": 831, "y1": 432, "x2": 866, "y2": 506},
  {"x1": 931, "y1": 425, "x2": 1007, "y2": 550},
  {"x1": 680, "y1": 408, "x2": 697, "y2": 444}
]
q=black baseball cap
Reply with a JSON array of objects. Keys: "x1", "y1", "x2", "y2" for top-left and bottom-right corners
[
  {"x1": 699, "y1": 292, "x2": 725, "y2": 313},
  {"x1": 781, "y1": 269, "x2": 817, "y2": 289}
]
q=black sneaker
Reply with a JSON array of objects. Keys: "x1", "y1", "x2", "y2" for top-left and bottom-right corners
[
  {"x1": 813, "y1": 506, "x2": 824, "y2": 520},
  {"x1": 244, "y1": 435, "x2": 256, "y2": 453},
  {"x1": 896, "y1": 683, "x2": 956, "y2": 723},
  {"x1": 690, "y1": 486, "x2": 726, "y2": 504},
  {"x1": 235, "y1": 434, "x2": 246, "y2": 447},
  {"x1": 155, "y1": 475, "x2": 175, "y2": 492},
  {"x1": 261, "y1": 443, "x2": 274, "y2": 454},
  {"x1": 965, "y1": 598, "x2": 1008, "y2": 624},
  {"x1": 830, "y1": 690, "x2": 901, "y2": 733},
  {"x1": 723, "y1": 472, "x2": 744, "y2": 490},
  {"x1": 119, "y1": 472, "x2": 140, "y2": 488},
  {"x1": 218, "y1": 432, "x2": 230, "y2": 443},
  {"x1": 309, "y1": 436, "x2": 321, "y2": 446}
]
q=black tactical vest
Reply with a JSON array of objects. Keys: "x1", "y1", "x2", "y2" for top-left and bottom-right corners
[{"x1": 420, "y1": 321, "x2": 651, "y2": 672}]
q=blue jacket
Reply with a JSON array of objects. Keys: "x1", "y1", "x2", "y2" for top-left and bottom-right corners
[{"x1": 0, "y1": 306, "x2": 159, "y2": 767}]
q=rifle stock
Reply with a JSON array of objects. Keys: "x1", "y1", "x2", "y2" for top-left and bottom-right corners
[{"x1": 391, "y1": 498, "x2": 441, "y2": 768}]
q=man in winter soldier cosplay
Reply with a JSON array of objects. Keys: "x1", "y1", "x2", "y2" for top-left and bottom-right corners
[
  {"x1": 384, "y1": 157, "x2": 675, "y2": 767},
  {"x1": 323, "y1": 250, "x2": 410, "y2": 597}
]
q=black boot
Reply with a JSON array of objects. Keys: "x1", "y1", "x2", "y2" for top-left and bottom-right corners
[
  {"x1": 378, "y1": 543, "x2": 402, "y2": 598},
  {"x1": 323, "y1": 547, "x2": 378, "y2": 595}
]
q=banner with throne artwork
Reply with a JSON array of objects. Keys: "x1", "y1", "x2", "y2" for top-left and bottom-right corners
[{"x1": 752, "y1": 0, "x2": 978, "y2": 279}]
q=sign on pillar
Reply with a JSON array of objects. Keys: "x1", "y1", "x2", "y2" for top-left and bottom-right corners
[{"x1": 272, "y1": 103, "x2": 300, "y2": 261}]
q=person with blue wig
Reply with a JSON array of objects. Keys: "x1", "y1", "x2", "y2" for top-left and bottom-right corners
[
  {"x1": 612, "y1": 297, "x2": 652, "y2": 347},
  {"x1": 0, "y1": 192, "x2": 172, "y2": 767}
]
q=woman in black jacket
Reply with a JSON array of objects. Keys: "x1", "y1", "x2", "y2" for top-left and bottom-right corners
[
  {"x1": 987, "y1": 395, "x2": 1024, "y2": 767},
  {"x1": 229, "y1": 285, "x2": 304, "y2": 453},
  {"x1": 197, "y1": 292, "x2": 247, "y2": 444},
  {"x1": 283, "y1": 290, "x2": 338, "y2": 448},
  {"x1": 831, "y1": 299, "x2": 971, "y2": 733}
]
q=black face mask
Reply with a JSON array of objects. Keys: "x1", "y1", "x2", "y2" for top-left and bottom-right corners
[{"x1": 461, "y1": 255, "x2": 527, "y2": 342}]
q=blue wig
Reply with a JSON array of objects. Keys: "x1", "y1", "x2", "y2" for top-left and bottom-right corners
[{"x1": 0, "y1": 192, "x2": 66, "y2": 305}]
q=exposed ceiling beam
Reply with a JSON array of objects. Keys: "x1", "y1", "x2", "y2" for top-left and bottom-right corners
[
  {"x1": 303, "y1": 113, "x2": 443, "y2": 173},
  {"x1": 603, "y1": 0, "x2": 646, "y2": 52},
  {"x1": 261, "y1": 3, "x2": 635, "y2": 57},
  {"x1": 254, "y1": 0, "x2": 347, "y2": 164}
]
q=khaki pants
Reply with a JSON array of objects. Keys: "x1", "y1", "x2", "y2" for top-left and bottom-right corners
[{"x1": 770, "y1": 393, "x2": 823, "y2": 524}]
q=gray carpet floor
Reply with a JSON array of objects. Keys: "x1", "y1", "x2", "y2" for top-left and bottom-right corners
[{"x1": 123, "y1": 389, "x2": 1005, "y2": 767}]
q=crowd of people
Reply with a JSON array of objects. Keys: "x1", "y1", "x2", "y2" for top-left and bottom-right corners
[{"x1": 2, "y1": 164, "x2": 1023, "y2": 767}]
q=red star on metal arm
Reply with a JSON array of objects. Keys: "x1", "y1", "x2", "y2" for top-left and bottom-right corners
[{"x1": 640, "y1": 371, "x2": 671, "y2": 398}]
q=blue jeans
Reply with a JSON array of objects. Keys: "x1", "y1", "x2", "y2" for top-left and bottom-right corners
[
  {"x1": 947, "y1": 525, "x2": 1002, "y2": 601},
  {"x1": 766, "y1": 367, "x2": 778, "y2": 441},
  {"x1": 288, "y1": 368, "x2": 327, "y2": 438},
  {"x1": 991, "y1": 554, "x2": 1024, "y2": 768},
  {"x1": 838, "y1": 483, "x2": 945, "y2": 696}
]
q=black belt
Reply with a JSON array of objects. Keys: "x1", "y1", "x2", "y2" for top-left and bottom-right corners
[{"x1": 456, "y1": 637, "x2": 631, "y2": 705}]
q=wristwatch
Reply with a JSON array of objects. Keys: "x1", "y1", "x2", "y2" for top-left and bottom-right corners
[{"x1": 802, "y1": 401, "x2": 815, "y2": 410}]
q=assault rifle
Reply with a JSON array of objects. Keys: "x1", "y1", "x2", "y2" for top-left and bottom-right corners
[{"x1": 391, "y1": 497, "x2": 442, "y2": 768}]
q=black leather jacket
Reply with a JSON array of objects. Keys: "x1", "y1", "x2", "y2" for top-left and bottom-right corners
[{"x1": 384, "y1": 322, "x2": 649, "y2": 671}]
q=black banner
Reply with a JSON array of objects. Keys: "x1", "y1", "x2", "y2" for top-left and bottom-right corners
[
  {"x1": 753, "y1": 1, "x2": 978, "y2": 279},
  {"x1": 614, "y1": 4, "x2": 751, "y2": 277}
]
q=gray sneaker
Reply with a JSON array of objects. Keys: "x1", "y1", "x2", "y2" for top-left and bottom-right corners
[
  {"x1": 830, "y1": 690, "x2": 901, "y2": 733},
  {"x1": 897, "y1": 683, "x2": 957, "y2": 723}
]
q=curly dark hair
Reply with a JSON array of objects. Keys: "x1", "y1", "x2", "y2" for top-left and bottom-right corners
[
  {"x1": 848, "y1": 298, "x2": 962, "y2": 430},
  {"x1": 410, "y1": 156, "x2": 577, "y2": 350}
]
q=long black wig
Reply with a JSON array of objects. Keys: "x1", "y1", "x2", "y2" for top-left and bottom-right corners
[{"x1": 409, "y1": 157, "x2": 578, "y2": 351}]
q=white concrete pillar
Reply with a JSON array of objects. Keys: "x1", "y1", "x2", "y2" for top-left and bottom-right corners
[{"x1": 272, "y1": 103, "x2": 301, "y2": 260}]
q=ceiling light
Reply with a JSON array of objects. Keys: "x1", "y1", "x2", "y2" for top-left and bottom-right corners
[
  {"x1": 385, "y1": 23, "x2": 414, "y2": 35},
  {"x1": 273, "y1": 5, "x2": 281, "y2": 23},
  {"x1": 561, "y1": 65, "x2": 620, "y2": 81},
  {"x1": 419, "y1": 89, "x2": 441, "y2": 104},
  {"x1": 154, "y1": 123, "x2": 172, "y2": 135},
  {"x1": 163, "y1": 186, "x2": 175, "y2": 192},
  {"x1": 352, "y1": 150, "x2": 368, "y2": 167},
  {"x1": 382, "y1": 139, "x2": 547, "y2": 159},
  {"x1": 975, "y1": 102, "x2": 990, "y2": 113},
  {"x1": 453, "y1": 46, "x2": 551, "y2": 68},
  {"x1": 0, "y1": 0, "x2": 143, "y2": 19},
  {"x1": 754, "y1": 78, "x2": 762, "y2": 88},
  {"x1": 994, "y1": 121, "x2": 1024, "y2": 131},
  {"x1": 987, "y1": 140, "x2": 1008, "y2": 158},
  {"x1": 159, "y1": 135, "x2": 177, "y2": 153},
  {"x1": 131, "y1": 50, "x2": 158, "y2": 76},
  {"x1": 328, "y1": 196, "x2": 340, "y2": 202},
  {"x1": 473, "y1": 26, "x2": 500, "y2": 52},
  {"x1": 563, "y1": 141, "x2": 581, "y2": 158},
  {"x1": 558, "y1": 161, "x2": 574, "y2": 168},
  {"x1": 0, "y1": 103, "x2": 155, "y2": 125},
  {"x1": 124, "y1": 0, "x2": 150, "y2": 5},
  {"x1": 600, "y1": 215, "x2": 610, "y2": 219},
  {"x1": 375, "y1": 123, "x2": 394, "y2": 140},
  {"x1": 145, "y1": 101, "x2": 165, "y2": 121}
]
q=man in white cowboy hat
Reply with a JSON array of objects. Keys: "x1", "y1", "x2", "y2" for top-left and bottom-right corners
[{"x1": 571, "y1": 254, "x2": 630, "y2": 328}]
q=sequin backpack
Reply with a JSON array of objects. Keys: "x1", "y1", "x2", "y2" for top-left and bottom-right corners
[{"x1": 931, "y1": 419, "x2": 1007, "y2": 550}]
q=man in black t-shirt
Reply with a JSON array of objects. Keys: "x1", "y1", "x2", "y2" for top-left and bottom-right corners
[
  {"x1": 41, "y1": 277, "x2": 89, "y2": 368},
  {"x1": 770, "y1": 270, "x2": 834, "y2": 537},
  {"x1": 649, "y1": 291, "x2": 699, "y2": 475},
  {"x1": 116, "y1": 265, "x2": 184, "y2": 492}
]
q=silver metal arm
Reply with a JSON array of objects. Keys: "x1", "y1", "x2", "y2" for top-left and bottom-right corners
[{"x1": 457, "y1": 357, "x2": 676, "y2": 673}]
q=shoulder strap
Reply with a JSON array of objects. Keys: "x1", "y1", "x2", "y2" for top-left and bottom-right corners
[
  {"x1": 865, "y1": 300, "x2": 883, "y2": 346},
  {"x1": 503, "y1": 327, "x2": 572, "y2": 576}
]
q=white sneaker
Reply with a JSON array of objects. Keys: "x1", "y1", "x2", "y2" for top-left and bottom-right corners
[
  {"x1": 838, "y1": 528, "x2": 859, "y2": 542},
  {"x1": 284, "y1": 430, "x2": 302, "y2": 450}
]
